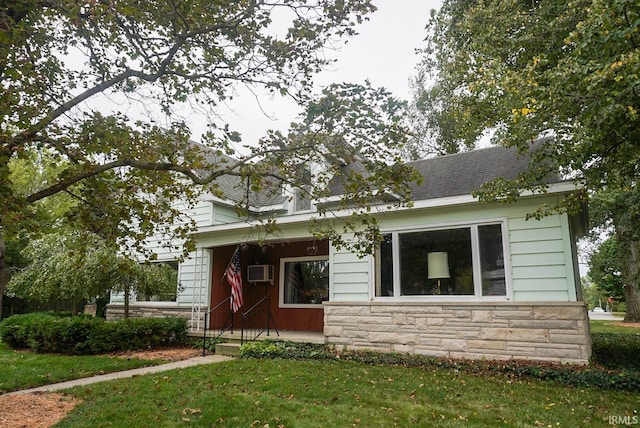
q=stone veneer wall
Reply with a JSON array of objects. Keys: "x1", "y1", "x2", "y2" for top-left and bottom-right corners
[
  {"x1": 106, "y1": 304, "x2": 205, "y2": 330},
  {"x1": 323, "y1": 302, "x2": 591, "y2": 364}
]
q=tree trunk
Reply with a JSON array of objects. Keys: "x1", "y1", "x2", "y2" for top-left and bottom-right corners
[
  {"x1": 616, "y1": 229, "x2": 640, "y2": 322},
  {"x1": 625, "y1": 279, "x2": 640, "y2": 322},
  {"x1": 0, "y1": 236, "x2": 9, "y2": 321},
  {"x1": 124, "y1": 284, "x2": 130, "y2": 319}
]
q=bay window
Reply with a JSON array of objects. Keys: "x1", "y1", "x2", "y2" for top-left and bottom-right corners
[{"x1": 375, "y1": 222, "x2": 507, "y2": 298}]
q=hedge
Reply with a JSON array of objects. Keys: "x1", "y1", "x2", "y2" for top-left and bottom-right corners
[
  {"x1": 0, "y1": 313, "x2": 188, "y2": 355},
  {"x1": 591, "y1": 333, "x2": 640, "y2": 371}
]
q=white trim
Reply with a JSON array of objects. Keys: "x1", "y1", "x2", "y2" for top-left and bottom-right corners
[
  {"x1": 368, "y1": 251, "x2": 376, "y2": 302},
  {"x1": 370, "y1": 295, "x2": 512, "y2": 303},
  {"x1": 192, "y1": 210, "x2": 319, "y2": 236},
  {"x1": 199, "y1": 192, "x2": 288, "y2": 214},
  {"x1": 253, "y1": 204, "x2": 288, "y2": 213},
  {"x1": 379, "y1": 216, "x2": 509, "y2": 234},
  {"x1": 279, "y1": 255, "x2": 329, "y2": 309},
  {"x1": 500, "y1": 221, "x2": 514, "y2": 300},
  {"x1": 560, "y1": 214, "x2": 579, "y2": 301},
  {"x1": 316, "y1": 187, "x2": 401, "y2": 206},
  {"x1": 191, "y1": 182, "x2": 579, "y2": 238},
  {"x1": 125, "y1": 301, "x2": 184, "y2": 307},
  {"x1": 470, "y1": 224, "x2": 482, "y2": 295},
  {"x1": 392, "y1": 232, "x2": 401, "y2": 298}
]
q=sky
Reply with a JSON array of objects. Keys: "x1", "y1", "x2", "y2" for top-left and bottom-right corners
[
  {"x1": 208, "y1": 0, "x2": 443, "y2": 150},
  {"x1": 77, "y1": 1, "x2": 442, "y2": 151}
]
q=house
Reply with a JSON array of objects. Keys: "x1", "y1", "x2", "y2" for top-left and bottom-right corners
[{"x1": 106, "y1": 145, "x2": 591, "y2": 364}]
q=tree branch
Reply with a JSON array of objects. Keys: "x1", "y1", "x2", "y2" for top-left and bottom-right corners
[
  {"x1": 24, "y1": 140, "x2": 321, "y2": 204},
  {"x1": 10, "y1": 25, "x2": 190, "y2": 153}
]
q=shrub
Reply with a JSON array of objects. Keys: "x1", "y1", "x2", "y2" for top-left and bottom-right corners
[
  {"x1": 239, "y1": 340, "x2": 332, "y2": 360},
  {"x1": 93, "y1": 317, "x2": 189, "y2": 353},
  {"x1": 0, "y1": 313, "x2": 60, "y2": 350},
  {"x1": 0, "y1": 313, "x2": 188, "y2": 354},
  {"x1": 591, "y1": 333, "x2": 640, "y2": 370}
]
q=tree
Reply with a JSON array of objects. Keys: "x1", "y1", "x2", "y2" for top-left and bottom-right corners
[
  {"x1": 580, "y1": 274, "x2": 609, "y2": 310},
  {"x1": 588, "y1": 236, "x2": 624, "y2": 303},
  {"x1": 416, "y1": 0, "x2": 640, "y2": 320},
  {"x1": 0, "y1": 147, "x2": 76, "y2": 319},
  {"x1": 8, "y1": 232, "x2": 178, "y2": 317},
  {"x1": 1, "y1": 2, "x2": 420, "y2": 300}
]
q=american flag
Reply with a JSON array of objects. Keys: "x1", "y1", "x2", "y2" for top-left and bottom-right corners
[{"x1": 226, "y1": 248, "x2": 243, "y2": 313}]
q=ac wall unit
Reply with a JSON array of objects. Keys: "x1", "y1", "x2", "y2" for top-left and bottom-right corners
[{"x1": 247, "y1": 264, "x2": 274, "y2": 283}]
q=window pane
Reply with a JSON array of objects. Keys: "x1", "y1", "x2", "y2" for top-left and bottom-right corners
[
  {"x1": 376, "y1": 234, "x2": 394, "y2": 297},
  {"x1": 479, "y1": 224, "x2": 506, "y2": 296},
  {"x1": 137, "y1": 261, "x2": 179, "y2": 302},
  {"x1": 400, "y1": 228, "x2": 473, "y2": 295},
  {"x1": 283, "y1": 260, "x2": 329, "y2": 304}
]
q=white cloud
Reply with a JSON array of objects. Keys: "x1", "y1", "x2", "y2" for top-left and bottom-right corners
[{"x1": 207, "y1": 0, "x2": 442, "y2": 150}]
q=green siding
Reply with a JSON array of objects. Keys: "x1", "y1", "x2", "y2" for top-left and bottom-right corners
[
  {"x1": 330, "y1": 242, "x2": 370, "y2": 301},
  {"x1": 507, "y1": 211, "x2": 576, "y2": 302},
  {"x1": 512, "y1": 278, "x2": 571, "y2": 291},
  {"x1": 513, "y1": 290, "x2": 570, "y2": 301},
  {"x1": 176, "y1": 250, "x2": 211, "y2": 306},
  {"x1": 190, "y1": 195, "x2": 579, "y2": 305},
  {"x1": 511, "y1": 252, "x2": 566, "y2": 266},
  {"x1": 512, "y1": 265, "x2": 567, "y2": 279},
  {"x1": 510, "y1": 239, "x2": 564, "y2": 254},
  {"x1": 329, "y1": 196, "x2": 578, "y2": 304},
  {"x1": 510, "y1": 227, "x2": 562, "y2": 242}
]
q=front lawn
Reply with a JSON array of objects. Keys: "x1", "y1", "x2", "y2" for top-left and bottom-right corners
[
  {"x1": 590, "y1": 320, "x2": 640, "y2": 335},
  {"x1": 0, "y1": 342, "x2": 163, "y2": 393},
  {"x1": 2, "y1": 319, "x2": 639, "y2": 426},
  {"x1": 58, "y1": 358, "x2": 639, "y2": 427}
]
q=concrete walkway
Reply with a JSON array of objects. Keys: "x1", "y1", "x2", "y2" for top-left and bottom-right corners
[
  {"x1": 588, "y1": 311, "x2": 624, "y2": 321},
  {"x1": 4, "y1": 354, "x2": 233, "y2": 396}
]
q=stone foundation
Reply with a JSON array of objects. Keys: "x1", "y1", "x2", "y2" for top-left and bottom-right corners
[
  {"x1": 105, "y1": 304, "x2": 205, "y2": 330},
  {"x1": 323, "y1": 302, "x2": 591, "y2": 364}
]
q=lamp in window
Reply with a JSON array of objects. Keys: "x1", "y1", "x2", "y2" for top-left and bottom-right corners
[{"x1": 428, "y1": 252, "x2": 450, "y2": 294}]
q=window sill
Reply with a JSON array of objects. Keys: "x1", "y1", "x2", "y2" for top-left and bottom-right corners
[
  {"x1": 279, "y1": 304, "x2": 325, "y2": 309},
  {"x1": 372, "y1": 295, "x2": 511, "y2": 302}
]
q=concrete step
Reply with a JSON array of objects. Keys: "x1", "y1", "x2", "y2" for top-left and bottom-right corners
[
  {"x1": 215, "y1": 341, "x2": 241, "y2": 356},
  {"x1": 189, "y1": 329, "x2": 324, "y2": 344}
]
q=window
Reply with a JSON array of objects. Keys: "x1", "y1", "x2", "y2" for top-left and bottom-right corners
[
  {"x1": 375, "y1": 223, "x2": 507, "y2": 298},
  {"x1": 280, "y1": 257, "x2": 329, "y2": 307},
  {"x1": 136, "y1": 261, "x2": 179, "y2": 302}
]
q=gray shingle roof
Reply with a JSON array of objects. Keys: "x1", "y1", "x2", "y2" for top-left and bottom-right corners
[
  {"x1": 326, "y1": 144, "x2": 552, "y2": 202},
  {"x1": 406, "y1": 145, "x2": 538, "y2": 200},
  {"x1": 199, "y1": 149, "x2": 287, "y2": 208},
  {"x1": 204, "y1": 143, "x2": 553, "y2": 208}
]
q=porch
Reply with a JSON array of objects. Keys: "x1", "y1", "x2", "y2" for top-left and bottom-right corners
[
  {"x1": 206, "y1": 240, "x2": 330, "y2": 335},
  {"x1": 214, "y1": 329, "x2": 324, "y2": 344}
]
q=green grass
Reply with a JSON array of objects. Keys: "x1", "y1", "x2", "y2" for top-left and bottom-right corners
[
  {"x1": 0, "y1": 342, "x2": 163, "y2": 393},
  {"x1": 58, "y1": 358, "x2": 639, "y2": 427},
  {"x1": 590, "y1": 320, "x2": 640, "y2": 335},
  {"x1": 2, "y1": 321, "x2": 639, "y2": 426}
]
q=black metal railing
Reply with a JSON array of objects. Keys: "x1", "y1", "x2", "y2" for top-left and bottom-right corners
[
  {"x1": 240, "y1": 292, "x2": 279, "y2": 345},
  {"x1": 202, "y1": 296, "x2": 234, "y2": 356}
]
